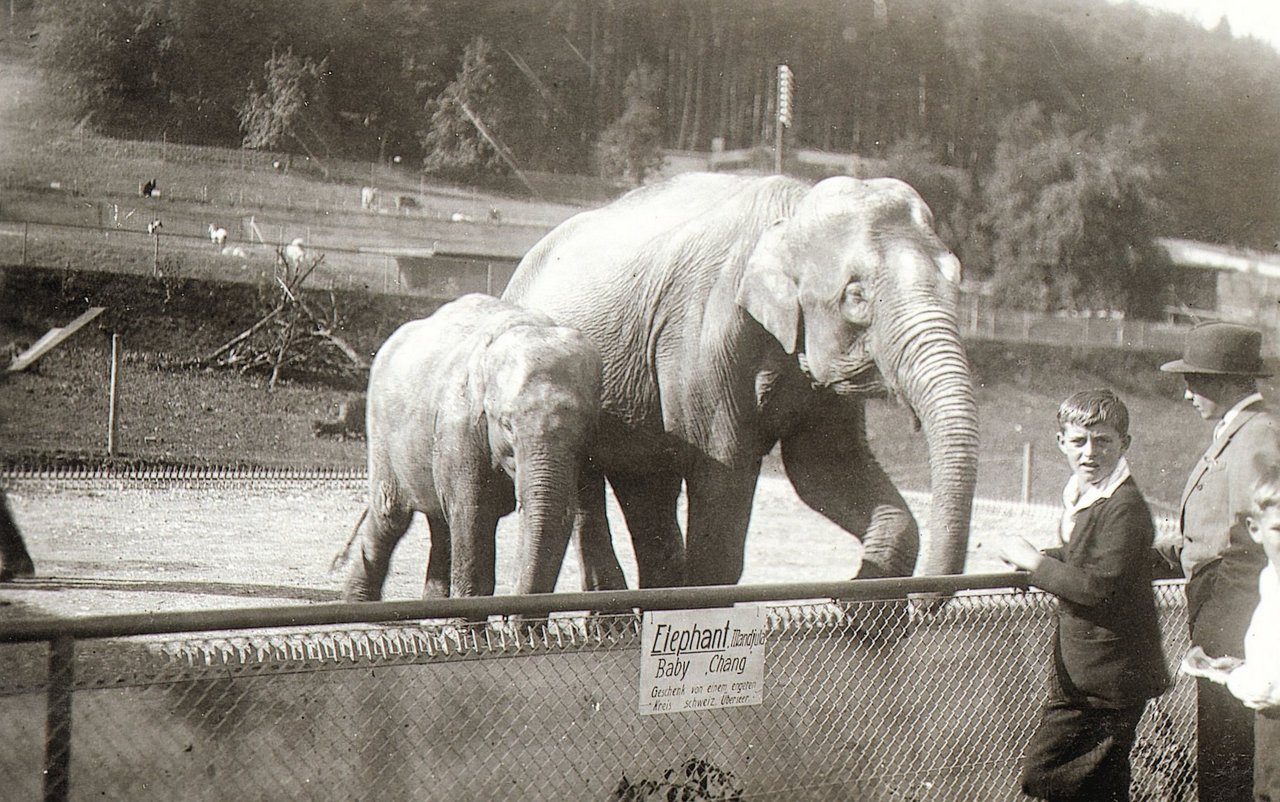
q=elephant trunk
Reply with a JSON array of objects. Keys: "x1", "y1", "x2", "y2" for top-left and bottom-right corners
[
  {"x1": 878, "y1": 302, "x2": 978, "y2": 576},
  {"x1": 513, "y1": 447, "x2": 580, "y2": 594}
]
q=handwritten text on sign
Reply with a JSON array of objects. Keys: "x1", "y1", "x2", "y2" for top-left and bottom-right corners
[{"x1": 639, "y1": 606, "x2": 767, "y2": 715}]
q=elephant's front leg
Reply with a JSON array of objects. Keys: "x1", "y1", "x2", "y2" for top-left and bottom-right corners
[
  {"x1": 443, "y1": 483, "x2": 502, "y2": 598},
  {"x1": 781, "y1": 424, "x2": 919, "y2": 579},
  {"x1": 608, "y1": 472, "x2": 687, "y2": 588},
  {"x1": 572, "y1": 464, "x2": 627, "y2": 592},
  {"x1": 684, "y1": 461, "x2": 761, "y2": 586}
]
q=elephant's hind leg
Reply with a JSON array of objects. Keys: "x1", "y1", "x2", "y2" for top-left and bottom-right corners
[
  {"x1": 423, "y1": 513, "x2": 450, "y2": 598},
  {"x1": 342, "y1": 488, "x2": 413, "y2": 602}
]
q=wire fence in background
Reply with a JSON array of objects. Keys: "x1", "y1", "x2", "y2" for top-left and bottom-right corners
[
  {"x1": 956, "y1": 292, "x2": 1192, "y2": 354},
  {"x1": 1, "y1": 211, "x2": 1203, "y2": 350},
  {"x1": 0, "y1": 578, "x2": 1195, "y2": 801}
]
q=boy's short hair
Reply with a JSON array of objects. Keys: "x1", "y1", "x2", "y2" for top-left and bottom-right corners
[
  {"x1": 1057, "y1": 388, "x2": 1130, "y2": 437},
  {"x1": 1250, "y1": 463, "x2": 1280, "y2": 516}
]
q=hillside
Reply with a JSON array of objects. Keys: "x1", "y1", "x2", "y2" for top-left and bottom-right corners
[{"x1": 0, "y1": 31, "x2": 1223, "y2": 511}]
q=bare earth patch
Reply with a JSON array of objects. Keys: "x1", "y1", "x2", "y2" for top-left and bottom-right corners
[{"x1": 0, "y1": 465, "x2": 1046, "y2": 622}]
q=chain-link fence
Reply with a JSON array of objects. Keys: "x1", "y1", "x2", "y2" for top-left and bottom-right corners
[{"x1": 0, "y1": 577, "x2": 1194, "y2": 801}]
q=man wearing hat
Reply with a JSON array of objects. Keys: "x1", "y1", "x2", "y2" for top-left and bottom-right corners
[{"x1": 1160, "y1": 321, "x2": 1277, "y2": 802}]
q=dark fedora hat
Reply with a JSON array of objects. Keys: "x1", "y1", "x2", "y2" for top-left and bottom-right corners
[{"x1": 1160, "y1": 321, "x2": 1272, "y2": 376}]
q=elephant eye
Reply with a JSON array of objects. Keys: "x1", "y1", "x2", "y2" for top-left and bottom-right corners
[{"x1": 841, "y1": 281, "x2": 872, "y2": 324}]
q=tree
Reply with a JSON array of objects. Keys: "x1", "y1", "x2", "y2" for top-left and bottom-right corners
[
  {"x1": 238, "y1": 48, "x2": 336, "y2": 169},
  {"x1": 876, "y1": 135, "x2": 976, "y2": 260},
  {"x1": 980, "y1": 104, "x2": 1172, "y2": 319},
  {"x1": 420, "y1": 36, "x2": 508, "y2": 180},
  {"x1": 596, "y1": 64, "x2": 665, "y2": 185}
]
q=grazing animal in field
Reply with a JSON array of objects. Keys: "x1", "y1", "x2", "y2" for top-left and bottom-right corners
[
  {"x1": 284, "y1": 238, "x2": 306, "y2": 269},
  {"x1": 394, "y1": 194, "x2": 418, "y2": 212},
  {"x1": 449, "y1": 211, "x2": 473, "y2": 223},
  {"x1": 208, "y1": 224, "x2": 227, "y2": 246},
  {"x1": 221, "y1": 245, "x2": 248, "y2": 259},
  {"x1": 146, "y1": 219, "x2": 163, "y2": 235},
  {"x1": 140, "y1": 178, "x2": 157, "y2": 198},
  {"x1": 360, "y1": 186, "x2": 378, "y2": 210},
  {"x1": 488, "y1": 207, "x2": 502, "y2": 223}
]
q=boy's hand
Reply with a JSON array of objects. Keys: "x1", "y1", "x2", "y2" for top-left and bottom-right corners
[
  {"x1": 998, "y1": 536, "x2": 1043, "y2": 571},
  {"x1": 1180, "y1": 645, "x2": 1242, "y2": 684}
]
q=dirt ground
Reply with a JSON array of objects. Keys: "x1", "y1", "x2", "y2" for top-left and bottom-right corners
[{"x1": 0, "y1": 463, "x2": 1045, "y2": 623}]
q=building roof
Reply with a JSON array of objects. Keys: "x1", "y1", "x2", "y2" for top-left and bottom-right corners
[{"x1": 1158, "y1": 237, "x2": 1280, "y2": 279}]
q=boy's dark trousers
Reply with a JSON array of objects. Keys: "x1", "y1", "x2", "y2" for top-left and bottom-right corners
[{"x1": 1021, "y1": 693, "x2": 1147, "y2": 802}]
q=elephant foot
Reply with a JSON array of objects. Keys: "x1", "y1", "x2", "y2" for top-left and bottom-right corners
[
  {"x1": 837, "y1": 597, "x2": 912, "y2": 649},
  {"x1": 840, "y1": 560, "x2": 912, "y2": 648},
  {"x1": 0, "y1": 554, "x2": 34, "y2": 582},
  {"x1": 340, "y1": 580, "x2": 382, "y2": 603}
]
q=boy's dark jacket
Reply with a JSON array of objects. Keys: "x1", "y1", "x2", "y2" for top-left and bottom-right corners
[{"x1": 1030, "y1": 477, "x2": 1171, "y2": 707}]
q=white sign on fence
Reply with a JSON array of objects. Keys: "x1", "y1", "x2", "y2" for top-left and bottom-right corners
[{"x1": 639, "y1": 605, "x2": 768, "y2": 715}]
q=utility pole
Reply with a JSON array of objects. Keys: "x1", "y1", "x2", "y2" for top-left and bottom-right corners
[{"x1": 775, "y1": 65, "x2": 794, "y2": 174}]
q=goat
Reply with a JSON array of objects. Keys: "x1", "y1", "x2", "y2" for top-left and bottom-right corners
[
  {"x1": 360, "y1": 186, "x2": 378, "y2": 210},
  {"x1": 208, "y1": 224, "x2": 227, "y2": 246},
  {"x1": 146, "y1": 219, "x2": 163, "y2": 235},
  {"x1": 394, "y1": 194, "x2": 419, "y2": 212},
  {"x1": 140, "y1": 178, "x2": 157, "y2": 198}
]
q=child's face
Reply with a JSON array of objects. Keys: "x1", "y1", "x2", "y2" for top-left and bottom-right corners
[
  {"x1": 1246, "y1": 506, "x2": 1280, "y2": 568},
  {"x1": 1057, "y1": 422, "x2": 1130, "y2": 489}
]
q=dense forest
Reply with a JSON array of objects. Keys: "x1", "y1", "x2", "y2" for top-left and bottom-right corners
[{"x1": 26, "y1": 0, "x2": 1280, "y2": 316}]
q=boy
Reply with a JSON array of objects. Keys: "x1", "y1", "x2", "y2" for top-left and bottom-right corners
[
  {"x1": 1184, "y1": 465, "x2": 1280, "y2": 800},
  {"x1": 1000, "y1": 389, "x2": 1170, "y2": 802}
]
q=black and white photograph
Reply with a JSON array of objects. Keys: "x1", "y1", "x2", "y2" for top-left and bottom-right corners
[{"x1": 1, "y1": 0, "x2": 1278, "y2": 799}]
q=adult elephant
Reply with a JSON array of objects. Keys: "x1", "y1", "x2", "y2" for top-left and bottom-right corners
[
  {"x1": 502, "y1": 172, "x2": 977, "y2": 588},
  {"x1": 341, "y1": 294, "x2": 602, "y2": 602}
]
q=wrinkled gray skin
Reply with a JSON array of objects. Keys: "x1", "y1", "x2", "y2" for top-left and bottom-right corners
[
  {"x1": 502, "y1": 173, "x2": 977, "y2": 588},
  {"x1": 342, "y1": 294, "x2": 602, "y2": 601}
]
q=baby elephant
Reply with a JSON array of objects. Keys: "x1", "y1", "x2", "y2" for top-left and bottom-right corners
[{"x1": 342, "y1": 294, "x2": 602, "y2": 602}]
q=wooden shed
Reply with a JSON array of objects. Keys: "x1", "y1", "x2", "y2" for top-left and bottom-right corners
[{"x1": 362, "y1": 245, "x2": 522, "y2": 299}]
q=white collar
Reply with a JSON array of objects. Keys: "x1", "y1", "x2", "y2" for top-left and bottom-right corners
[
  {"x1": 1062, "y1": 457, "x2": 1132, "y2": 513},
  {"x1": 1216, "y1": 392, "x2": 1264, "y2": 441},
  {"x1": 1059, "y1": 458, "x2": 1131, "y2": 544}
]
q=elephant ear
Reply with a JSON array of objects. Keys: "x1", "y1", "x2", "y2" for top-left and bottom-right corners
[{"x1": 736, "y1": 222, "x2": 800, "y2": 354}]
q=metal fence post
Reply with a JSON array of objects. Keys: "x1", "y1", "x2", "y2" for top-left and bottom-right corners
[
  {"x1": 43, "y1": 635, "x2": 75, "y2": 802},
  {"x1": 1021, "y1": 441, "x2": 1034, "y2": 504},
  {"x1": 107, "y1": 334, "x2": 121, "y2": 455}
]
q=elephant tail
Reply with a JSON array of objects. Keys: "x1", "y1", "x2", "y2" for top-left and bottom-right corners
[{"x1": 329, "y1": 507, "x2": 368, "y2": 573}]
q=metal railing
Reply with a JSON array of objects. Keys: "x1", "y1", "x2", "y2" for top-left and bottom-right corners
[{"x1": 0, "y1": 575, "x2": 1196, "y2": 801}]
